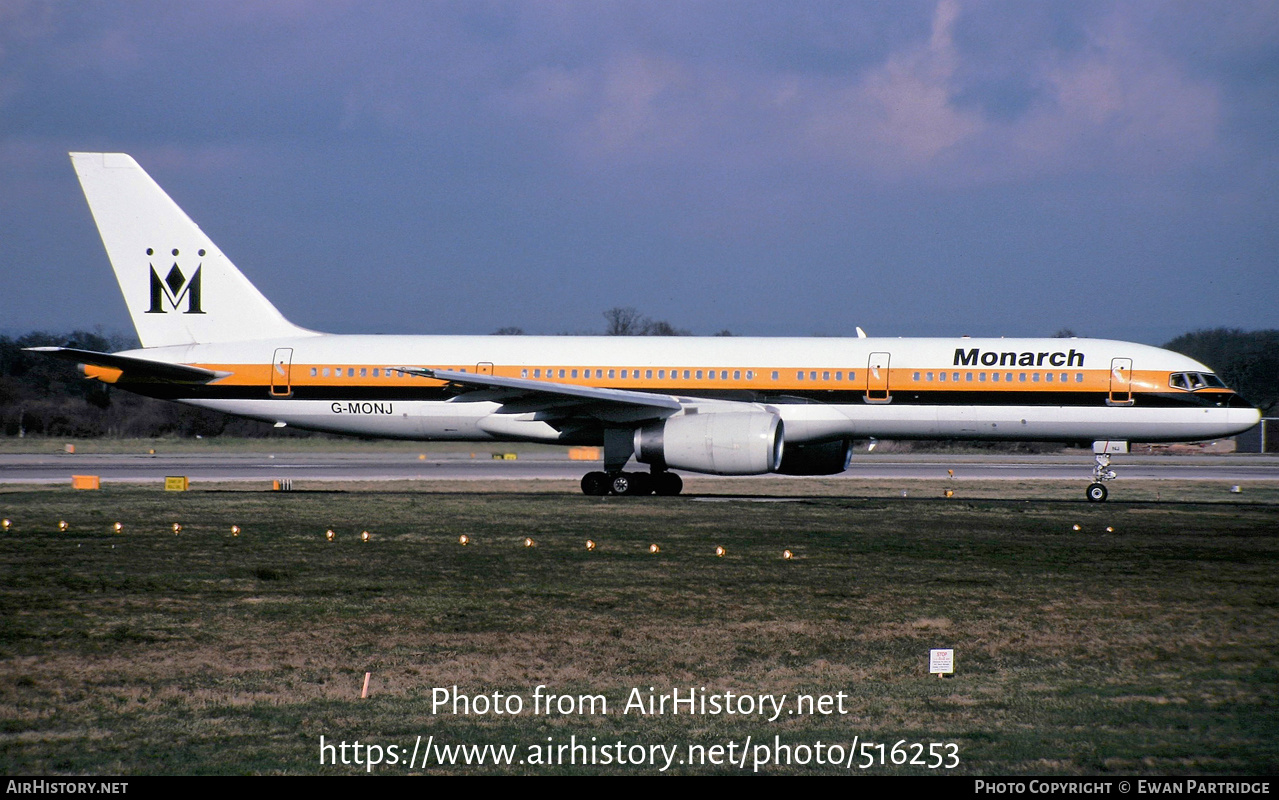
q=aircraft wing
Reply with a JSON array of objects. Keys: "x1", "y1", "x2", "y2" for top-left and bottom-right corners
[
  {"x1": 392, "y1": 367, "x2": 682, "y2": 417},
  {"x1": 25, "y1": 347, "x2": 229, "y2": 384}
]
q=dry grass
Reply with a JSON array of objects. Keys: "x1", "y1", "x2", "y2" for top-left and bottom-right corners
[{"x1": 0, "y1": 482, "x2": 1276, "y2": 774}]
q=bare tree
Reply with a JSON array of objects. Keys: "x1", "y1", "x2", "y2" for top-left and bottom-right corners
[{"x1": 603, "y1": 307, "x2": 645, "y2": 335}]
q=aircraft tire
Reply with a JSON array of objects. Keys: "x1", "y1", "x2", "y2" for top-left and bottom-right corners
[
  {"x1": 581, "y1": 471, "x2": 610, "y2": 496},
  {"x1": 653, "y1": 472, "x2": 683, "y2": 496},
  {"x1": 1086, "y1": 482, "x2": 1108, "y2": 503},
  {"x1": 609, "y1": 472, "x2": 633, "y2": 496}
]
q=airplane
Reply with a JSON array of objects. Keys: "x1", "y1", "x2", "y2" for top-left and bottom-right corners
[{"x1": 29, "y1": 152, "x2": 1261, "y2": 501}]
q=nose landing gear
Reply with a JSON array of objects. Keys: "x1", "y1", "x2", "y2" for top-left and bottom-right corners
[{"x1": 1086, "y1": 442, "x2": 1124, "y2": 502}]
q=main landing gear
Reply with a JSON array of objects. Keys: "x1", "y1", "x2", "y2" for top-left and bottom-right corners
[{"x1": 581, "y1": 469, "x2": 683, "y2": 496}]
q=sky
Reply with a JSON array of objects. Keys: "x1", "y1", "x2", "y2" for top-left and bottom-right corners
[{"x1": 1, "y1": 1, "x2": 1276, "y2": 345}]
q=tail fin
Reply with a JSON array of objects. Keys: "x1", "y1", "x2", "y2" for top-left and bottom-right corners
[{"x1": 69, "y1": 152, "x2": 316, "y2": 348}]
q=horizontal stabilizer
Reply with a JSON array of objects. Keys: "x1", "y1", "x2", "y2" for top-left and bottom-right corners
[{"x1": 25, "y1": 347, "x2": 227, "y2": 384}]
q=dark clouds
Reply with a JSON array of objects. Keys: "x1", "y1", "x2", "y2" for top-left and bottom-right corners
[{"x1": 1, "y1": 1, "x2": 1275, "y2": 342}]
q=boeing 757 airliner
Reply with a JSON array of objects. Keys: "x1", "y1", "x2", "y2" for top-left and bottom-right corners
[{"x1": 30, "y1": 153, "x2": 1261, "y2": 500}]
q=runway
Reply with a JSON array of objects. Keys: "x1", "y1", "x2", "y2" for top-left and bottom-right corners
[{"x1": 1, "y1": 452, "x2": 1276, "y2": 485}]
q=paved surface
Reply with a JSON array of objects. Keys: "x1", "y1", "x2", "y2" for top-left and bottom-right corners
[{"x1": 1, "y1": 452, "x2": 1276, "y2": 485}]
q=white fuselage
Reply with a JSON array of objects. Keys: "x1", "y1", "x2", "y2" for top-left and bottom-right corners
[{"x1": 111, "y1": 334, "x2": 1260, "y2": 449}]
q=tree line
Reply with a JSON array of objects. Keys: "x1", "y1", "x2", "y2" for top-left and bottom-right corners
[{"x1": 1, "y1": 324, "x2": 1272, "y2": 439}]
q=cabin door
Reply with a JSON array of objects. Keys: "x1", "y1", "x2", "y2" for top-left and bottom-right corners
[
  {"x1": 270, "y1": 348, "x2": 293, "y2": 397},
  {"x1": 1108, "y1": 358, "x2": 1133, "y2": 405},
  {"x1": 476, "y1": 362, "x2": 494, "y2": 376},
  {"x1": 866, "y1": 352, "x2": 891, "y2": 402}
]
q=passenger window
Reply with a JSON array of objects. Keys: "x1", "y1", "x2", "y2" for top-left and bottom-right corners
[
  {"x1": 360, "y1": 368, "x2": 367, "y2": 377},
  {"x1": 809, "y1": 371, "x2": 817, "y2": 381},
  {"x1": 979, "y1": 373, "x2": 986, "y2": 382},
  {"x1": 913, "y1": 372, "x2": 920, "y2": 381},
  {"x1": 926, "y1": 372, "x2": 934, "y2": 381},
  {"x1": 1046, "y1": 373, "x2": 1053, "y2": 382},
  {"x1": 347, "y1": 368, "x2": 355, "y2": 377},
  {"x1": 322, "y1": 368, "x2": 330, "y2": 377},
  {"x1": 992, "y1": 372, "x2": 999, "y2": 382},
  {"x1": 1019, "y1": 373, "x2": 1027, "y2": 382},
  {"x1": 534, "y1": 369, "x2": 541, "y2": 378},
  {"x1": 373, "y1": 368, "x2": 380, "y2": 377},
  {"x1": 1060, "y1": 373, "x2": 1067, "y2": 382},
  {"x1": 646, "y1": 370, "x2": 653, "y2": 379},
  {"x1": 733, "y1": 370, "x2": 740, "y2": 380},
  {"x1": 310, "y1": 367, "x2": 318, "y2": 377},
  {"x1": 571, "y1": 369, "x2": 578, "y2": 378},
  {"x1": 822, "y1": 371, "x2": 830, "y2": 381},
  {"x1": 658, "y1": 370, "x2": 665, "y2": 379},
  {"x1": 684, "y1": 370, "x2": 691, "y2": 379},
  {"x1": 1032, "y1": 373, "x2": 1040, "y2": 382},
  {"x1": 521, "y1": 369, "x2": 528, "y2": 378},
  {"x1": 966, "y1": 372, "x2": 973, "y2": 382},
  {"x1": 939, "y1": 372, "x2": 947, "y2": 382},
  {"x1": 952, "y1": 372, "x2": 959, "y2": 382},
  {"x1": 746, "y1": 370, "x2": 753, "y2": 380},
  {"x1": 771, "y1": 371, "x2": 779, "y2": 380},
  {"x1": 696, "y1": 370, "x2": 703, "y2": 379},
  {"x1": 836, "y1": 371, "x2": 844, "y2": 381},
  {"x1": 608, "y1": 369, "x2": 615, "y2": 379}
]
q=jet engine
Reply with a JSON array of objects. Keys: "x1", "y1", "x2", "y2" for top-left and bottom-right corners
[
  {"x1": 775, "y1": 438, "x2": 853, "y2": 475},
  {"x1": 634, "y1": 411, "x2": 783, "y2": 475}
]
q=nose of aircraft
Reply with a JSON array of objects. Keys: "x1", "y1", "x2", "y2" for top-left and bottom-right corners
[{"x1": 1231, "y1": 405, "x2": 1263, "y2": 434}]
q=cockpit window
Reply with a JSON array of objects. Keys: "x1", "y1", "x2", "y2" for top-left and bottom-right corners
[{"x1": 1169, "y1": 372, "x2": 1227, "y2": 391}]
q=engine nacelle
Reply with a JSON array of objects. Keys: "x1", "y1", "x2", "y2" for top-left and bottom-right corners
[
  {"x1": 775, "y1": 438, "x2": 853, "y2": 475},
  {"x1": 635, "y1": 412, "x2": 783, "y2": 475}
]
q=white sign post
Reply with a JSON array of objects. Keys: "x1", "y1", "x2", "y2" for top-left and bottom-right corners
[{"x1": 929, "y1": 648, "x2": 954, "y2": 678}]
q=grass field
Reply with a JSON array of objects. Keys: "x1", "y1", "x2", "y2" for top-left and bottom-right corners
[{"x1": 1, "y1": 480, "x2": 1276, "y2": 775}]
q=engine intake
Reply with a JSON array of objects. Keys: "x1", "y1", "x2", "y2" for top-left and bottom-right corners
[{"x1": 635, "y1": 411, "x2": 783, "y2": 475}]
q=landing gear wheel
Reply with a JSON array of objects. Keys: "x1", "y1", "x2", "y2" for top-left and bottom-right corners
[
  {"x1": 1086, "y1": 482, "x2": 1108, "y2": 503},
  {"x1": 609, "y1": 472, "x2": 634, "y2": 496},
  {"x1": 581, "y1": 471, "x2": 610, "y2": 496},
  {"x1": 630, "y1": 471, "x2": 654, "y2": 495},
  {"x1": 653, "y1": 472, "x2": 683, "y2": 496}
]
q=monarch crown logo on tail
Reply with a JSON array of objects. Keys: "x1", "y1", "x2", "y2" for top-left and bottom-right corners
[{"x1": 146, "y1": 248, "x2": 204, "y2": 315}]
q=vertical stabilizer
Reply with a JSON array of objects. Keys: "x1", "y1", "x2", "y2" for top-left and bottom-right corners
[{"x1": 70, "y1": 152, "x2": 316, "y2": 347}]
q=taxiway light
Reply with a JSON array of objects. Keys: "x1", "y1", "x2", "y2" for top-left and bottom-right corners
[
  {"x1": 58, "y1": 520, "x2": 69, "y2": 532},
  {"x1": 585, "y1": 539, "x2": 596, "y2": 551},
  {"x1": 524, "y1": 537, "x2": 536, "y2": 548},
  {"x1": 113, "y1": 522, "x2": 124, "y2": 534},
  {"x1": 172, "y1": 523, "x2": 182, "y2": 534},
  {"x1": 648, "y1": 543, "x2": 660, "y2": 554},
  {"x1": 715, "y1": 546, "x2": 725, "y2": 558},
  {"x1": 944, "y1": 489, "x2": 955, "y2": 498},
  {"x1": 1072, "y1": 524, "x2": 1081, "y2": 531},
  {"x1": 361, "y1": 530, "x2": 371, "y2": 542},
  {"x1": 231, "y1": 525, "x2": 241, "y2": 537},
  {"x1": 1, "y1": 519, "x2": 10, "y2": 532},
  {"x1": 1106, "y1": 526, "x2": 1114, "y2": 533},
  {"x1": 458, "y1": 534, "x2": 470, "y2": 546},
  {"x1": 782, "y1": 549, "x2": 794, "y2": 560},
  {"x1": 325, "y1": 529, "x2": 336, "y2": 542}
]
